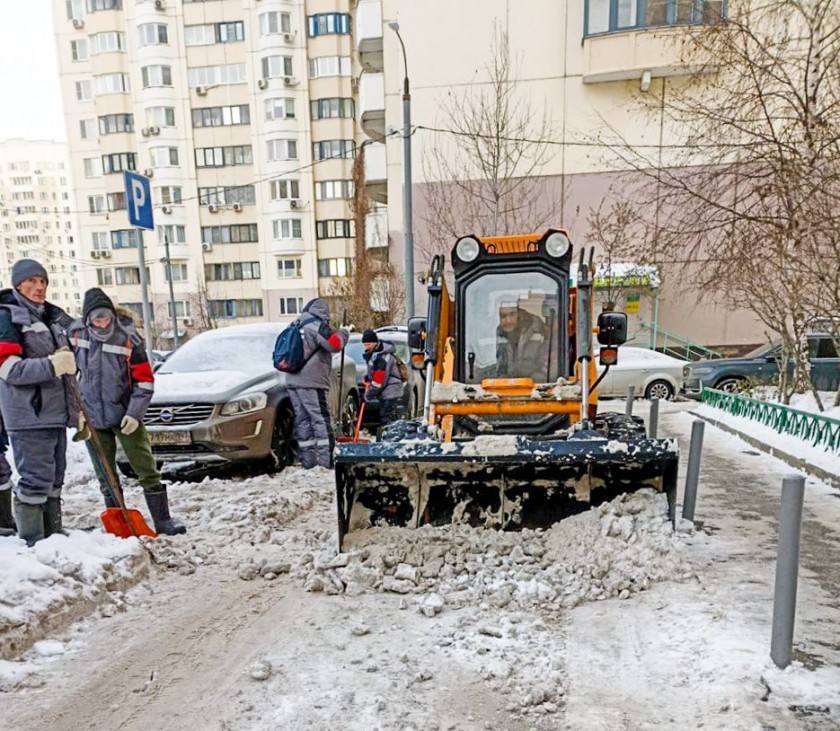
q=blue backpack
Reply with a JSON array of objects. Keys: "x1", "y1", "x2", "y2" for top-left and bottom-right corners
[{"x1": 272, "y1": 320, "x2": 307, "y2": 373}]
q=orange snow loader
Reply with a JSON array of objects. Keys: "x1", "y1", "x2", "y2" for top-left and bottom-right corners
[{"x1": 335, "y1": 230, "x2": 678, "y2": 550}]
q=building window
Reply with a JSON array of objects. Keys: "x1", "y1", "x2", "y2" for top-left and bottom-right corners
[
  {"x1": 279, "y1": 297, "x2": 303, "y2": 316},
  {"x1": 259, "y1": 11, "x2": 291, "y2": 36},
  {"x1": 315, "y1": 180, "x2": 354, "y2": 200},
  {"x1": 308, "y1": 56, "x2": 351, "y2": 78},
  {"x1": 317, "y1": 257, "x2": 353, "y2": 277},
  {"x1": 310, "y1": 98, "x2": 354, "y2": 120},
  {"x1": 208, "y1": 299, "x2": 263, "y2": 319},
  {"x1": 75, "y1": 80, "x2": 93, "y2": 101},
  {"x1": 156, "y1": 186, "x2": 183, "y2": 205},
  {"x1": 312, "y1": 139, "x2": 355, "y2": 161},
  {"x1": 138, "y1": 23, "x2": 168, "y2": 46},
  {"x1": 201, "y1": 224, "x2": 259, "y2": 244},
  {"x1": 101, "y1": 152, "x2": 136, "y2": 174},
  {"x1": 187, "y1": 64, "x2": 247, "y2": 87},
  {"x1": 195, "y1": 145, "x2": 253, "y2": 168},
  {"x1": 316, "y1": 220, "x2": 355, "y2": 239},
  {"x1": 83, "y1": 158, "x2": 102, "y2": 178},
  {"x1": 96, "y1": 268, "x2": 113, "y2": 286},
  {"x1": 147, "y1": 106, "x2": 176, "y2": 127},
  {"x1": 99, "y1": 113, "x2": 133, "y2": 134},
  {"x1": 584, "y1": 0, "x2": 725, "y2": 35},
  {"x1": 217, "y1": 21, "x2": 245, "y2": 42},
  {"x1": 307, "y1": 13, "x2": 351, "y2": 36},
  {"x1": 115, "y1": 266, "x2": 142, "y2": 285},
  {"x1": 261, "y1": 56, "x2": 293, "y2": 79},
  {"x1": 66, "y1": 0, "x2": 84, "y2": 20},
  {"x1": 79, "y1": 119, "x2": 98, "y2": 140},
  {"x1": 164, "y1": 263, "x2": 188, "y2": 282},
  {"x1": 88, "y1": 195, "x2": 106, "y2": 214},
  {"x1": 158, "y1": 224, "x2": 186, "y2": 244},
  {"x1": 90, "y1": 31, "x2": 126, "y2": 54},
  {"x1": 167, "y1": 301, "x2": 191, "y2": 318},
  {"x1": 141, "y1": 65, "x2": 172, "y2": 88},
  {"x1": 277, "y1": 258, "x2": 302, "y2": 278},
  {"x1": 107, "y1": 192, "x2": 126, "y2": 211},
  {"x1": 198, "y1": 186, "x2": 256, "y2": 206},
  {"x1": 111, "y1": 229, "x2": 141, "y2": 249},
  {"x1": 94, "y1": 73, "x2": 131, "y2": 95},
  {"x1": 86, "y1": 0, "x2": 122, "y2": 11},
  {"x1": 204, "y1": 262, "x2": 261, "y2": 281},
  {"x1": 150, "y1": 147, "x2": 179, "y2": 168},
  {"x1": 192, "y1": 105, "x2": 250, "y2": 127},
  {"x1": 269, "y1": 179, "x2": 300, "y2": 201},
  {"x1": 184, "y1": 21, "x2": 244, "y2": 45},
  {"x1": 92, "y1": 232, "x2": 110, "y2": 251},
  {"x1": 266, "y1": 139, "x2": 298, "y2": 162},
  {"x1": 272, "y1": 219, "x2": 302, "y2": 239},
  {"x1": 71, "y1": 39, "x2": 88, "y2": 61},
  {"x1": 265, "y1": 98, "x2": 295, "y2": 120}
]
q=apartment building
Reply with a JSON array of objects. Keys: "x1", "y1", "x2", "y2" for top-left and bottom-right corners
[
  {"x1": 0, "y1": 139, "x2": 81, "y2": 315},
  {"x1": 53, "y1": 0, "x2": 385, "y2": 342}
]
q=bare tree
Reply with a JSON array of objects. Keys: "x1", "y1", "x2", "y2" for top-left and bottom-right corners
[{"x1": 418, "y1": 25, "x2": 562, "y2": 259}]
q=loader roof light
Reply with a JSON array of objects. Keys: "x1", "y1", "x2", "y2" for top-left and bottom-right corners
[
  {"x1": 545, "y1": 231, "x2": 570, "y2": 258},
  {"x1": 455, "y1": 236, "x2": 480, "y2": 262}
]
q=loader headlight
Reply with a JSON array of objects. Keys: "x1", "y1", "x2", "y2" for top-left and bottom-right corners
[
  {"x1": 545, "y1": 232, "x2": 570, "y2": 258},
  {"x1": 221, "y1": 392, "x2": 268, "y2": 416},
  {"x1": 455, "y1": 236, "x2": 480, "y2": 262}
]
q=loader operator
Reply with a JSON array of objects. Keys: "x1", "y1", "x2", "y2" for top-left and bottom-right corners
[{"x1": 495, "y1": 302, "x2": 549, "y2": 380}]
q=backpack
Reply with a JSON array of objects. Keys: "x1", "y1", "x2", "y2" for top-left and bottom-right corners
[
  {"x1": 393, "y1": 354, "x2": 409, "y2": 382},
  {"x1": 272, "y1": 321, "x2": 307, "y2": 373}
]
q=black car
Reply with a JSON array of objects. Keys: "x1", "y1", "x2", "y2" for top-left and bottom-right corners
[
  {"x1": 682, "y1": 334, "x2": 840, "y2": 398},
  {"x1": 344, "y1": 326, "x2": 424, "y2": 424}
]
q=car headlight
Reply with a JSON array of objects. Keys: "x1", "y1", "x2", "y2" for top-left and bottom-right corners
[
  {"x1": 220, "y1": 392, "x2": 268, "y2": 416},
  {"x1": 455, "y1": 236, "x2": 480, "y2": 262},
  {"x1": 689, "y1": 367, "x2": 714, "y2": 377},
  {"x1": 545, "y1": 231, "x2": 570, "y2": 258}
]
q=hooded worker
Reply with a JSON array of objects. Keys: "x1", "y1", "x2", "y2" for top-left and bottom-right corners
[
  {"x1": 0, "y1": 258, "x2": 77, "y2": 545},
  {"x1": 284, "y1": 298, "x2": 349, "y2": 468},
  {"x1": 495, "y1": 301, "x2": 550, "y2": 380},
  {"x1": 362, "y1": 329, "x2": 406, "y2": 431},
  {"x1": 68, "y1": 287, "x2": 185, "y2": 535}
]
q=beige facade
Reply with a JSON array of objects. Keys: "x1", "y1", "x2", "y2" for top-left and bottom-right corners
[{"x1": 0, "y1": 139, "x2": 81, "y2": 315}]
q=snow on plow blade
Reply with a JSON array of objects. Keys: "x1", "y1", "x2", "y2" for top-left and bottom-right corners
[{"x1": 335, "y1": 436, "x2": 678, "y2": 550}]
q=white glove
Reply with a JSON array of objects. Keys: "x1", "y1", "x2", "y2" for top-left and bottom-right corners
[
  {"x1": 120, "y1": 415, "x2": 140, "y2": 435},
  {"x1": 49, "y1": 349, "x2": 76, "y2": 377},
  {"x1": 346, "y1": 324, "x2": 356, "y2": 333}
]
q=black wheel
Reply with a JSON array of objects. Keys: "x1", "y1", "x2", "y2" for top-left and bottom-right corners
[
  {"x1": 269, "y1": 403, "x2": 295, "y2": 471},
  {"x1": 117, "y1": 461, "x2": 137, "y2": 478},
  {"x1": 644, "y1": 379, "x2": 675, "y2": 401},
  {"x1": 715, "y1": 377, "x2": 745, "y2": 393},
  {"x1": 340, "y1": 392, "x2": 359, "y2": 437}
]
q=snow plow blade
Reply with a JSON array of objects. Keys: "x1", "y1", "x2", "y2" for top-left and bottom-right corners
[{"x1": 335, "y1": 436, "x2": 678, "y2": 550}]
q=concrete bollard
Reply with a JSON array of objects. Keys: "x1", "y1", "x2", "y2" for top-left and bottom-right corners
[
  {"x1": 648, "y1": 397, "x2": 659, "y2": 438},
  {"x1": 625, "y1": 385, "x2": 635, "y2": 416},
  {"x1": 681, "y1": 420, "x2": 705, "y2": 522},
  {"x1": 770, "y1": 474, "x2": 805, "y2": 669}
]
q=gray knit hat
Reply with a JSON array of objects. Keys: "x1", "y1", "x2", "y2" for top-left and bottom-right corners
[{"x1": 11, "y1": 259, "x2": 49, "y2": 288}]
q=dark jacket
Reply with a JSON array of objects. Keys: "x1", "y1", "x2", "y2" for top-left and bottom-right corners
[
  {"x1": 496, "y1": 309, "x2": 549, "y2": 381},
  {"x1": 0, "y1": 288, "x2": 76, "y2": 431},
  {"x1": 364, "y1": 341, "x2": 404, "y2": 402},
  {"x1": 285, "y1": 298, "x2": 348, "y2": 390},
  {"x1": 68, "y1": 312, "x2": 154, "y2": 430}
]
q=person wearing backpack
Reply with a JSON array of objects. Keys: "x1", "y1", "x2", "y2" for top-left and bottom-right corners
[
  {"x1": 282, "y1": 298, "x2": 348, "y2": 469},
  {"x1": 361, "y1": 330, "x2": 406, "y2": 432}
]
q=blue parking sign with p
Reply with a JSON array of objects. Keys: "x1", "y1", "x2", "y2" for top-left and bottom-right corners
[{"x1": 124, "y1": 171, "x2": 154, "y2": 230}]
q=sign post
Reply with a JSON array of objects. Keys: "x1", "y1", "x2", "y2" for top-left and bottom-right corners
[{"x1": 123, "y1": 171, "x2": 155, "y2": 359}]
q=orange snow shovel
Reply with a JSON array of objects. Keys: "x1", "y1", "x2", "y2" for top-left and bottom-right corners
[
  {"x1": 337, "y1": 397, "x2": 369, "y2": 444},
  {"x1": 65, "y1": 373, "x2": 157, "y2": 539}
]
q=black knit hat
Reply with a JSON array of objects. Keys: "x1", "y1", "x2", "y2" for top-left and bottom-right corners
[
  {"x1": 82, "y1": 287, "x2": 116, "y2": 321},
  {"x1": 362, "y1": 329, "x2": 378, "y2": 344}
]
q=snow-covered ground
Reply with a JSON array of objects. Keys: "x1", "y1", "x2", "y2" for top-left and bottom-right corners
[{"x1": 1, "y1": 402, "x2": 839, "y2": 730}]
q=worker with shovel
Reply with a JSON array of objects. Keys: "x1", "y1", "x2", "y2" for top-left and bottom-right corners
[
  {"x1": 361, "y1": 329, "x2": 406, "y2": 435},
  {"x1": 69, "y1": 288, "x2": 185, "y2": 536}
]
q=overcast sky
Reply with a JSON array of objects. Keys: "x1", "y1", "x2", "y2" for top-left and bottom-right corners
[{"x1": 0, "y1": 1, "x2": 66, "y2": 142}]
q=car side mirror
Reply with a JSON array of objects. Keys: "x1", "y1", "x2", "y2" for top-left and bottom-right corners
[
  {"x1": 597, "y1": 311, "x2": 628, "y2": 347},
  {"x1": 407, "y1": 317, "x2": 426, "y2": 351}
]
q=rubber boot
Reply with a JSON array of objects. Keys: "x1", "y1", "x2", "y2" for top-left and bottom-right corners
[
  {"x1": 43, "y1": 497, "x2": 68, "y2": 538},
  {"x1": 0, "y1": 486, "x2": 15, "y2": 537},
  {"x1": 144, "y1": 488, "x2": 186, "y2": 536},
  {"x1": 13, "y1": 499, "x2": 45, "y2": 547}
]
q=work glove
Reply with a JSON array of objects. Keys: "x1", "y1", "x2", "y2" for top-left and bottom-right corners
[
  {"x1": 120, "y1": 415, "x2": 140, "y2": 436},
  {"x1": 73, "y1": 412, "x2": 91, "y2": 443},
  {"x1": 346, "y1": 324, "x2": 356, "y2": 333},
  {"x1": 49, "y1": 349, "x2": 77, "y2": 377}
]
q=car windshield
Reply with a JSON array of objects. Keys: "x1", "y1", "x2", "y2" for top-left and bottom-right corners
[
  {"x1": 159, "y1": 331, "x2": 278, "y2": 375},
  {"x1": 742, "y1": 342, "x2": 777, "y2": 359},
  {"x1": 345, "y1": 340, "x2": 366, "y2": 365}
]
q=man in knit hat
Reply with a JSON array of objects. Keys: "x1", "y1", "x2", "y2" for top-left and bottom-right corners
[
  {"x1": 361, "y1": 329, "x2": 406, "y2": 433},
  {"x1": 0, "y1": 259, "x2": 77, "y2": 545},
  {"x1": 68, "y1": 287, "x2": 185, "y2": 535}
]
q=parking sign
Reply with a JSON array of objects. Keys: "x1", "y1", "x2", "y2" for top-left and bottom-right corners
[{"x1": 124, "y1": 171, "x2": 154, "y2": 230}]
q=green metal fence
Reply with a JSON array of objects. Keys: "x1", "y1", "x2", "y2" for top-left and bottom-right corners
[{"x1": 702, "y1": 388, "x2": 840, "y2": 454}]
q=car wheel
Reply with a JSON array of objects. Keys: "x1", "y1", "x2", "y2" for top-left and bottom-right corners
[
  {"x1": 715, "y1": 377, "x2": 745, "y2": 393},
  {"x1": 644, "y1": 379, "x2": 675, "y2": 401},
  {"x1": 341, "y1": 392, "x2": 359, "y2": 437},
  {"x1": 116, "y1": 461, "x2": 137, "y2": 478},
  {"x1": 269, "y1": 403, "x2": 295, "y2": 471}
]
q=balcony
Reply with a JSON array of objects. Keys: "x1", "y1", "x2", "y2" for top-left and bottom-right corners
[
  {"x1": 363, "y1": 142, "x2": 387, "y2": 204},
  {"x1": 269, "y1": 239, "x2": 306, "y2": 256},
  {"x1": 355, "y1": 0, "x2": 383, "y2": 72},
  {"x1": 359, "y1": 73, "x2": 385, "y2": 141}
]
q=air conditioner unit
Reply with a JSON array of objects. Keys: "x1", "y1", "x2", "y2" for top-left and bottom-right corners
[
  {"x1": 72, "y1": 18, "x2": 84, "y2": 29},
  {"x1": 161, "y1": 205, "x2": 172, "y2": 214},
  {"x1": 100, "y1": 250, "x2": 112, "y2": 258},
  {"x1": 207, "y1": 204, "x2": 219, "y2": 213},
  {"x1": 149, "y1": 126, "x2": 160, "y2": 136},
  {"x1": 141, "y1": 127, "x2": 151, "y2": 137},
  {"x1": 283, "y1": 32, "x2": 296, "y2": 42},
  {"x1": 232, "y1": 202, "x2": 242, "y2": 212},
  {"x1": 144, "y1": 168, "x2": 154, "y2": 177},
  {"x1": 282, "y1": 76, "x2": 299, "y2": 87},
  {"x1": 182, "y1": 317, "x2": 193, "y2": 327},
  {"x1": 201, "y1": 242, "x2": 213, "y2": 252},
  {"x1": 195, "y1": 86, "x2": 208, "y2": 96},
  {"x1": 90, "y1": 250, "x2": 101, "y2": 259},
  {"x1": 289, "y1": 199, "x2": 300, "y2": 209},
  {"x1": 257, "y1": 78, "x2": 268, "y2": 90},
  {"x1": 154, "y1": 0, "x2": 165, "y2": 9}
]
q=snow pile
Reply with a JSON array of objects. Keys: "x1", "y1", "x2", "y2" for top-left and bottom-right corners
[
  {"x1": 298, "y1": 489, "x2": 690, "y2": 611},
  {"x1": 0, "y1": 531, "x2": 149, "y2": 670}
]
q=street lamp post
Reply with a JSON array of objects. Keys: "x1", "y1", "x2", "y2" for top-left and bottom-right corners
[{"x1": 387, "y1": 21, "x2": 415, "y2": 319}]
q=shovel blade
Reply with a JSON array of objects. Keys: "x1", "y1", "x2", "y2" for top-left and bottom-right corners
[{"x1": 101, "y1": 508, "x2": 157, "y2": 539}]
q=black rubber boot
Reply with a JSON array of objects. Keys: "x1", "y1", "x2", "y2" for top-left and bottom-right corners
[
  {"x1": 13, "y1": 499, "x2": 45, "y2": 547},
  {"x1": 0, "y1": 488, "x2": 15, "y2": 537},
  {"x1": 43, "y1": 497, "x2": 68, "y2": 538},
  {"x1": 144, "y1": 489, "x2": 186, "y2": 536}
]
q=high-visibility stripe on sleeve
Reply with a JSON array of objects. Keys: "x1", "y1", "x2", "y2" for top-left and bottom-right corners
[
  {"x1": 130, "y1": 360, "x2": 154, "y2": 384},
  {"x1": 371, "y1": 369, "x2": 387, "y2": 386},
  {"x1": 0, "y1": 354, "x2": 22, "y2": 380},
  {"x1": 327, "y1": 332, "x2": 343, "y2": 349},
  {"x1": 102, "y1": 343, "x2": 132, "y2": 356},
  {"x1": 21, "y1": 322, "x2": 49, "y2": 333}
]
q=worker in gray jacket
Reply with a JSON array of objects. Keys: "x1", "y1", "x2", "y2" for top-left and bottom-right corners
[
  {"x1": 361, "y1": 329, "x2": 406, "y2": 430},
  {"x1": 0, "y1": 415, "x2": 13, "y2": 537},
  {"x1": 285, "y1": 298, "x2": 348, "y2": 469},
  {"x1": 0, "y1": 259, "x2": 77, "y2": 546}
]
